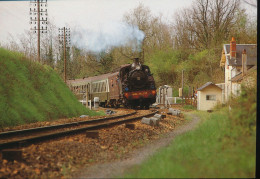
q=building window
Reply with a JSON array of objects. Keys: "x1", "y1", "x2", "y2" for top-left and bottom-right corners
[{"x1": 206, "y1": 95, "x2": 216, "y2": 101}]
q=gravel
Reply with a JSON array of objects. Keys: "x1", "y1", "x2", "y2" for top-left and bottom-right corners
[
  {"x1": 0, "y1": 106, "x2": 194, "y2": 178},
  {"x1": 75, "y1": 113, "x2": 200, "y2": 178}
]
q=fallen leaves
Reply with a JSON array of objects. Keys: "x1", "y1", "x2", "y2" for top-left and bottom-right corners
[
  {"x1": 2, "y1": 159, "x2": 8, "y2": 165},
  {"x1": 34, "y1": 168, "x2": 41, "y2": 175},
  {"x1": 0, "y1": 108, "x2": 186, "y2": 178},
  {"x1": 100, "y1": 145, "x2": 108, "y2": 150}
]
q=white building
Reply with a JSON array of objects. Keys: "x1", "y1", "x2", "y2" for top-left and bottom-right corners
[
  {"x1": 197, "y1": 82, "x2": 222, "y2": 111},
  {"x1": 219, "y1": 37, "x2": 257, "y2": 102}
]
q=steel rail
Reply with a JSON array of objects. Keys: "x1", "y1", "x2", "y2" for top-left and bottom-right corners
[
  {"x1": 0, "y1": 110, "x2": 157, "y2": 150},
  {"x1": 0, "y1": 111, "x2": 137, "y2": 139}
]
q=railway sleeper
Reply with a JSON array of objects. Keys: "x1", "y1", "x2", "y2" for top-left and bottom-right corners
[
  {"x1": 86, "y1": 131, "x2": 99, "y2": 139},
  {"x1": 2, "y1": 149, "x2": 23, "y2": 161},
  {"x1": 125, "y1": 123, "x2": 135, "y2": 130}
]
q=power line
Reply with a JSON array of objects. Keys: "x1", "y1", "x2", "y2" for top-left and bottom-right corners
[
  {"x1": 59, "y1": 27, "x2": 71, "y2": 83},
  {"x1": 29, "y1": 0, "x2": 48, "y2": 63}
]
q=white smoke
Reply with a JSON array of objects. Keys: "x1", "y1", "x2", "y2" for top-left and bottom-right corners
[{"x1": 71, "y1": 21, "x2": 145, "y2": 53}]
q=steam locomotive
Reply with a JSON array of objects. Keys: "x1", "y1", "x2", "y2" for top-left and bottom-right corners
[{"x1": 67, "y1": 58, "x2": 156, "y2": 109}]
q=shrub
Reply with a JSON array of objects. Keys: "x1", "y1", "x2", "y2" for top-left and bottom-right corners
[{"x1": 228, "y1": 84, "x2": 256, "y2": 137}]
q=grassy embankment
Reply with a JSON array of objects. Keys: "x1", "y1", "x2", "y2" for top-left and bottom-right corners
[
  {"x1": 123, "y1": 84, "x2": 256, "y2": 178},
  {"x1": 0, "y1": 48, "x2": 102, "y2": 128}
]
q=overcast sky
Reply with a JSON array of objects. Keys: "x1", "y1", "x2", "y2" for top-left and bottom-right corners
[
  {"x1": 0, "y1": 0, "x2": 193, "y2": 43},
  {"x1": 0, "y1": 0, "x2": 257, "y2": 50}
]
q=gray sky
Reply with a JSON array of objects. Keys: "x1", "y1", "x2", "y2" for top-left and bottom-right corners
[
  {"x1": 0, "y1": 0, "x2": 256, "y2": 48},
  {"x1": 0, "y1": 0, "x2": 193, "y2": 43}
]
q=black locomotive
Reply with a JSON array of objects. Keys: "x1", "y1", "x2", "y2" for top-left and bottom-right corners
[
  {"x1": 68, "y1": 58, "x2": 156, "y2": 109},
  {"x1": 119, "y1": 58, "x2": 156, "y2": 108}
]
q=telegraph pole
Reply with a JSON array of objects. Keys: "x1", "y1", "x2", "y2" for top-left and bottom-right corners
[
  {"x1": 30, "y1": 0, "x2": 48, "y2": 62},
  {"x1": 182, "y1": 70, "x2": 184, "y2": 105},
  {"x1": 59, "y1": 27, "x2": 71, "y2": 83},
  {"x1": 63, "y1": 27, "x2": 67, "y2": 83}
]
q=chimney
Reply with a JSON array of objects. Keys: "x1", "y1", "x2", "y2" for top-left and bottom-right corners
[
  {"x1": 133, "y1": 57, "x2": 140, "y2": 64},
  {"x1": 230, "y1": 37, "x2": 236, "y2": 59},
  {"x1": 131, "y1": 58, "x2": 141, "y2": 69},
  {"x1": 242, "y1": 49, "x2": 247, "y2": 76}
]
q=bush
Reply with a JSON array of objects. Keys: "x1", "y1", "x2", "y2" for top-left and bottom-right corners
[{"x1": 228, "y1": 84, "x2": 256, "y2": 137}]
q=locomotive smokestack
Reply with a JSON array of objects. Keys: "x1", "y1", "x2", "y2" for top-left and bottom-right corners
[
  {"x1": 131, "y1": 57, "x2": 141, "y2": 70},
  {"x1": 134, "y1": 57, "x2": 140, "y2": 64}
]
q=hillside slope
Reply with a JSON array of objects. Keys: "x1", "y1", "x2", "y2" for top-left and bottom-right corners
[{"x1": 0, "y1": 48, "x2": 99, "y2": 128}]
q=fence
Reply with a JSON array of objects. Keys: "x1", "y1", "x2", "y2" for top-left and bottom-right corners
[{"x1": 184, "y1": 95, "x2": 197, "y2": 107}]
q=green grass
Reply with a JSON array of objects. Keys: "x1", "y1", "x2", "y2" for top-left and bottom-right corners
[
  {"x1": 183, "y1": 104, "x2": 196, "y2": 110},
  {"x1": 176, "y1": 98, "x2": 184, "y2": 104},
  {"x1": 0, "y1": 48, "x2": 102, "y2": 128},
  {"x1": 122, "y1": 109, "x2": 256, "y2": 178}
]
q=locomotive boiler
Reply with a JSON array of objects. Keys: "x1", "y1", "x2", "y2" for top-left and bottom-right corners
[{"x1": 67, "y1": 58, "x2": 156, "y2": 109}]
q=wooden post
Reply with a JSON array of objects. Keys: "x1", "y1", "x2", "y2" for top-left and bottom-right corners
[
  {"x1": 89, "y1": 100, "x2": 92, "y2": 110},
  {"x1": 86, "y1": 84, "x2": 89, "y2": 108},
  {"x1": 63, "y1": 27, "x2": 67, "y2": 83},
  {"x1": 182, "y1": 70, "x2": 184, "y2": 105},
  {"x1": 37, "y1": 0, "x2": 40, "y2": 62},
  {"x1": 165, "y1": 87, "x2": 169, "y2": 108}
]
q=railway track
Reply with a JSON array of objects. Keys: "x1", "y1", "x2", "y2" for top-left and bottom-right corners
[{"x1": 0, "y1": 110, "x2": 157, "y2": 150}]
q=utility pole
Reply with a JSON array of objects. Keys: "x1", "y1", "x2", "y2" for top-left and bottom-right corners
[
  {"x1": 30, "y1": 0, "x2": 48, "y2": 62},
  {"x1": 59, "y1": 27, "x2": 71, "y2": 83},
  {"x1": 182, "y1": 70, "x2": 184, "y2": 105}
]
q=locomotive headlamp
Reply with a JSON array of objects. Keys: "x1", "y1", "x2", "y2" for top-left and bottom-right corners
[
  {"x1": 136, "y1": 65, "x2": 141, "y2": 70},
  {"x1": 152, "y1": 90, "x2": 156, "y2": 95},
  {"x1": 124, "y1": 92, "x2": 129, "y2": 98}
]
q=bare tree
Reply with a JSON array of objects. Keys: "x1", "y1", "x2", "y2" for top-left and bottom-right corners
[
  {"x1": 242, "y1": 0, "x2": 257, "y2": 7},
  {"x1": 173, "y1": 0, "x2": 240, "y2": 50},
  {"x1": 123, "y1": 3, "x2": 173, "y2": 63}
]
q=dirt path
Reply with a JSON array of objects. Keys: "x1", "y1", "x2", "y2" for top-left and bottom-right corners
[{"x1": 75, "y1": 113, "x2": 200, "y2": 178}]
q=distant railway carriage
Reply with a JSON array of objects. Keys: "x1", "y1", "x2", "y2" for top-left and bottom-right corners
[{"x1": 67, "y1": 58, "x2": 156, "y2": 109}]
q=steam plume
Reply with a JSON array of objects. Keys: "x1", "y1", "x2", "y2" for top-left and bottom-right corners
[{"x1": 71, "y1": 21, "x2": 145, "y2": 53}]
